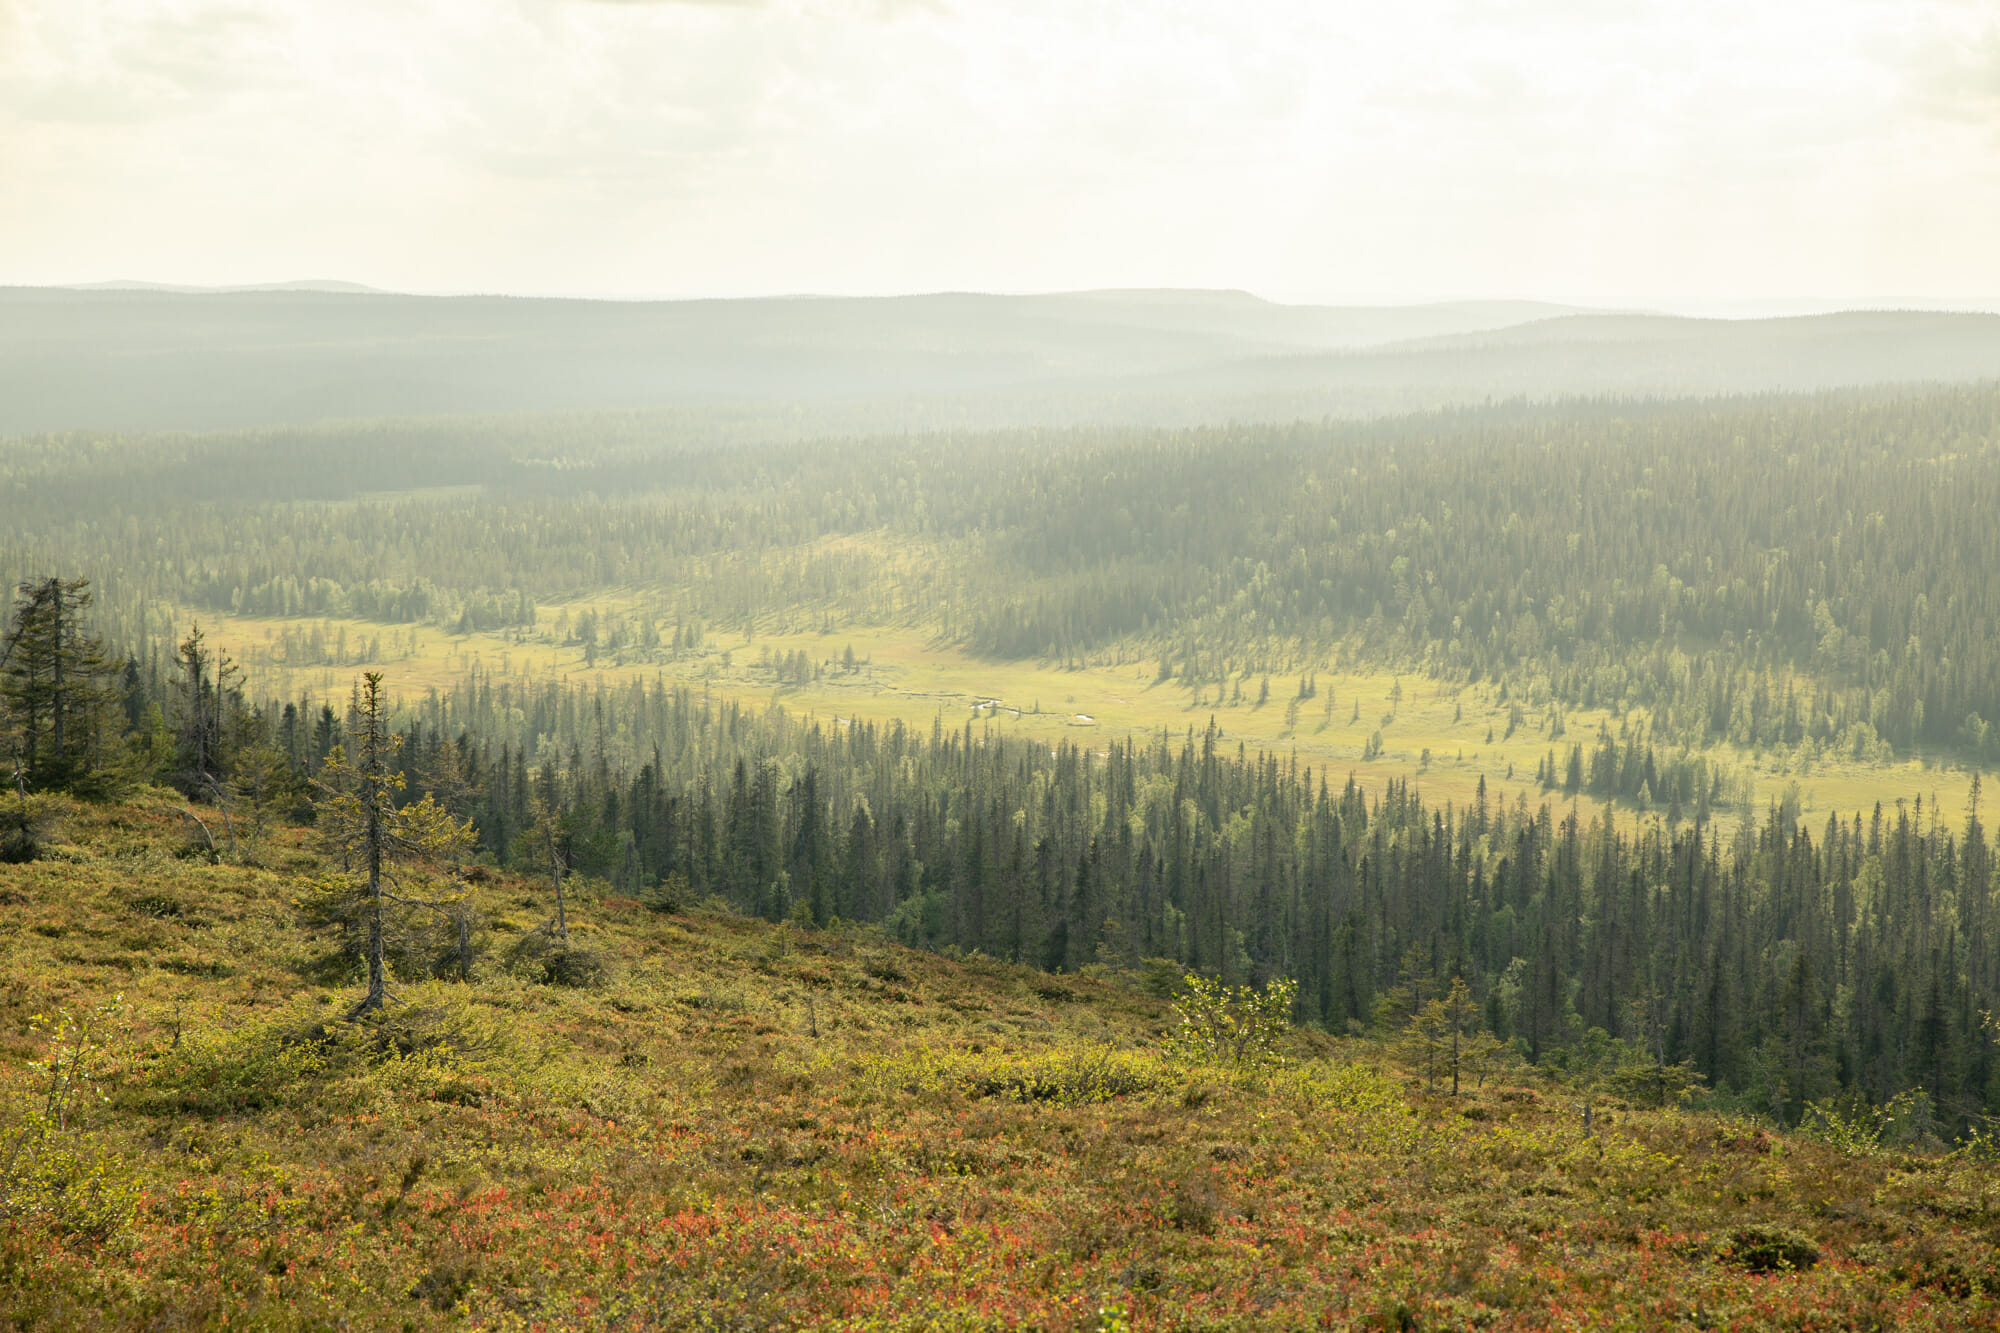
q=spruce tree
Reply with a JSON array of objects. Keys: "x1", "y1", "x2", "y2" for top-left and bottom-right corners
[
  {"x1": 170, "y1": 623, "x2": 238, "y2": 800},
  {"x1": 311, "y1": 673, "x2": 475, "y2": 1017},
  {"x1": 0, "y1": 577, "x2": 123, "y2": 797}
]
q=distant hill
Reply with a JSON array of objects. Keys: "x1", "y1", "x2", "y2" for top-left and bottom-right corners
[
  {"x1": 63, "y1": 279, "x2": 389, "y2": 295},
  {"x1": 1137, "y1": 310, "x2": 2000, "y2": 405},
  {"x1": 2, "y1": 286, "x2": 1997, "y2": 434}
]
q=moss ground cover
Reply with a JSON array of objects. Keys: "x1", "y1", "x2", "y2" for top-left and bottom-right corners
[{"x1": 3, "y1": 798, "x2": 1999, "y2": 1330}]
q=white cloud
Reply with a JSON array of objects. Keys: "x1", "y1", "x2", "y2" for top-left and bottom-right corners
[
  {"x1": 1893, "y1": 17, "x2": 2000, "y2": 126},
  {"x1": 0, "y1": 0, "x2": 1995, "y2": 302}
]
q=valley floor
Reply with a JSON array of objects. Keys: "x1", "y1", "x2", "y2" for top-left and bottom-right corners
[{"x1": 200, "y1": 608, "x2": 1987, "y2": 840}]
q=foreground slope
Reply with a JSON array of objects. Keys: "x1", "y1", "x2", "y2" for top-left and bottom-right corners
[{"x1": 3, "y1": 797, "x2": 1999, "y2": 1331}]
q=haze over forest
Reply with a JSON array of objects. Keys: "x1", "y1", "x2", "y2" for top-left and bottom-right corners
[
  {"x1": 8, "y1": 287, "x2": 2000, "y2": 434},
  {"x1": 8, "y1": 2, "x2": 2000, "y2": 1329}
]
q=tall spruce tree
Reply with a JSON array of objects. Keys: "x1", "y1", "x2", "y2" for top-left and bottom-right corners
[
  {"x1": 311, "y1": 673, "x2": 474, "y2": 1017},
  {"x1": 171, "y1": 622, "x2": 238, "y2": 800},
  {"x1": 0, "y1": 577, "x2": 123, "y2": 797}
]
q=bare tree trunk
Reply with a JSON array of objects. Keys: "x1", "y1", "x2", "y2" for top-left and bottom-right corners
[
  {"x1": 47, "y1": 582, "x2": 63, "y2": 774},
  {"x1": 551, "y1": 838, "x2": 569, "y2": 941},
  {"x1": 353, "y1": 673, "x2": 388, "y2": 1017},
  {"x1": 536, "y1": 801, "x2": 569, "y2": 941},
  {"x1": 203, "y1": 776, "x2": 237, "y2": 861},
  {"x1": 170, "y1": 806, "x2": 218, "y2": 862}
]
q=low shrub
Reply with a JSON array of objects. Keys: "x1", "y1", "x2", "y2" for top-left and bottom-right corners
[
  {"x1": 0, "y1": 794, "x2": 61, "y2": 864},
  {"x1": 1163, "y1": 973, "x2": 1298, "y2": 1070},
  {"x1": 0, "y1": 999, "x2": 141, "y2": 1242},
  {"x1": 508, "y1": 930, "x2": 609, "y2": 988},
  {"x1": 965, "y1": 1044, "x2": 1168, "y2": 1105},
  {"x1": 862, "y1": 954, "x2": 908, "y2": 984},
  {"x1": 1801, "y1": 1088, "x2": 1934, "y2": 1155},
  {"x1": 127, "y1": 892, "x2": 184, "y2": 920},
  {"x1": 0, "y1": 1114, "x2": 141, "y2": 1243},
  {"x1": 140, "y1": 985, "x2": 516, "y2": 1116},
  {"x1": 138, "y1": 1003, "x2": 338, "y2": 1116},
  {"x1": 1718, "y1": 1223, "x2": 1820, "y2": 1273}
]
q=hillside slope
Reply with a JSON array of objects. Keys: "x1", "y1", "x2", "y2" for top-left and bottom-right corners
[{"x1": 3, "y1": 795, "x2": 1998, "y2": 1330}]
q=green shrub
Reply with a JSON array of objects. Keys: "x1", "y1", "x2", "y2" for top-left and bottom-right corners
[
  {"x1": 643, "y1": 872, "x2": 688, "y2": 915},
  {"x1": 0, "y1": 794, "x2": 60, "y2": 864},
  {"x1": 1163, "y1": 973, "x2": 1298, "y2": 1070},
  {"x1": 354, "y1": 988, "x2": 516, "y2": 1064},
  {"x1": 1801, "y1": 1088, "x2": 1933, "y2": 1155},
  {"x1": 140, "y1": 1005, "x2": 337, "y2": 1116},
  {"x1": 1138, "y1": 957, "x2": 1183, "y2": 998},
  {"x1": 1718, "y1": 1224, "x2": 1820, "y2": 1273},
  {"x1": 863, "y1": 954, "x2": 908, "y2": 984},
  {"x1": 127, "y1": 892, "x2": 184, "y2": 919},
  {"x1": 143, "y1": 986, "x2": 520, "y2": 1118},
  {"x1": 0, "y1": 1119, "x2": 141, "y2": 1243},
  {"x1": 1607, "y1": 1059, "x2": 1707, "y2": 1108},
  {"x1": 508, "y1": 930, "x2": 609, "y2": 988},
  {"x1": 0, "y1": 998, "x2": 141, "y2": 1242}
]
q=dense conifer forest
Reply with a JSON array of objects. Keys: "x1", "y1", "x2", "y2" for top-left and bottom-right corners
[
  {"x1": 229, "y1": 663, "x2": 1997, "y2": 1134},
  {"x1": 6, "y1": 386, "x2": 2000, "y2": 757}
]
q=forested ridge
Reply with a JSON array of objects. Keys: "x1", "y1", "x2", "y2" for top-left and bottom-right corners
[{"x1": 6, "y1": 386, "x2": 2000, "y2": 757}]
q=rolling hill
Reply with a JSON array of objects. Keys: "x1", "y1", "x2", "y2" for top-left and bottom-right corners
[{"x1": 11, "y1": 287, "x2": 1997, "y2": 437}]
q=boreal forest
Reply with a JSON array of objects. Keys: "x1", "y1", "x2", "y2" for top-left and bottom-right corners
[
  {"x1": 6, "y1": 290, "x2": 2000, "y2": 1138},
  {"x1": 19, "y1": 0, "x2": 2000, "y2": 1313}
]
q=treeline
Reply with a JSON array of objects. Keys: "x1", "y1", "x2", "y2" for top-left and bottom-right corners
[{"x1": 6, "y1": 387, "x2": 2000, "y2": 759}]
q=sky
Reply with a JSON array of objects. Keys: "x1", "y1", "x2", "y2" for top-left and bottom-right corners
[{"x1": 1, "y1": 0, "x2": 1997, "y2": 307}]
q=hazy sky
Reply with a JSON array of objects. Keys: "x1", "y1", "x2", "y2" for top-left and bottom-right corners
[{"x1": 2, "y1": 0, "x2": 1996, "y2": 306}]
